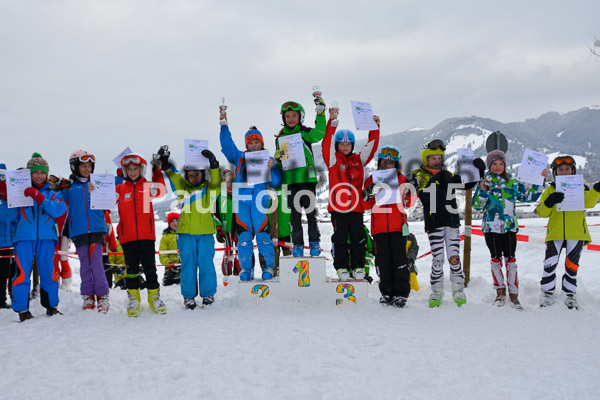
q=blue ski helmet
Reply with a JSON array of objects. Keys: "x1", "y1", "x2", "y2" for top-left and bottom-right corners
[{"x1": 334, "y1": 129, "x2": 355, "y2": 152}]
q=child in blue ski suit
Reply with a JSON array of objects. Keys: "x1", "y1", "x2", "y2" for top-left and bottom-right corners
[
  {"x1": 11, "y1": 153, "x2": 67, "y2": 321},
  {"x1": 219, "y1": 111, "x2": 282, "y2": 281},
  {"x1": 0, "y1": 163, "x2": 16, "y2": 309}
]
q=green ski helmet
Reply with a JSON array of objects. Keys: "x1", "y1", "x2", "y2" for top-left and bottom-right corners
[
  {"x1": 420, "y1": 139, "x2": 446, "y2": 166},
  {"x1": 281, "y1": 101, "x2": 305, "y2": 126}
]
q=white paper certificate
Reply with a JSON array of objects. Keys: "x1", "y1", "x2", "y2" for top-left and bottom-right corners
[
  {"x1": 278, "y1": 134, "x2": 306, "y2": 171},
  {"x1": 184, "y1": 140, "x2": 209, "y2": 170},
  {"x1": 246, "y1": 150, "x2": 270, "y2": 186},
  {"x1": 555, "y1": 175, "x2": 585, "y2": 212},
  {"x1": 457, "y1": 148, "x2": 480, "y2": 184},
  {"x1": 372, "y1": 169, "x2": 399, "y2": 205},
  {"x1": 5, "y1": 169, "x2": 33, "y2": 208},
  {"x1": 90, "y1": 174, "x2": 116, "y2": 210},
  {"x1": 516, "y1": 149, "x2": 548, "y2": 186},
  {"x1": 350, "y1": 101, "x2": 378, "y2": 131},
  {"x1": 113, "y1": 147, "x2": 133, "y2": 168}
]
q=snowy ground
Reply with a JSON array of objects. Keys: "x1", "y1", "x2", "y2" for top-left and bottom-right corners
[{"x1": 2, "y1": 217, "x2": 600, "y2": 399}]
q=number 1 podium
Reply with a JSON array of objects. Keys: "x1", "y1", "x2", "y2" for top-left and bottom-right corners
[{"x1": 238, "y1": 256, "x2": 369, "y2": 306}]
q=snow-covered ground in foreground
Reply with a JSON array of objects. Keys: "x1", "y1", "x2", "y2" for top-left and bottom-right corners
[{"x1": 3, "y1": 217, "x2": 600, "y2": 400}]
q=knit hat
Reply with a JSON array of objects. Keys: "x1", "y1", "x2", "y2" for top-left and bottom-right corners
[
  {"x1": 486, "y1": 150, "x2": 506, "y2": 170},
  {"x1": 26, "y1": 153, "x2": 49, "y2": 174},
  {"x1": 167, "y1": 212, "x2": 180, "y2": 225},
  {"x1": 222, "y1": 169, "x2": 234, "y2": 184},
  {"x1": 245, "y1": 126, "x2": 264, "y2": 149}
]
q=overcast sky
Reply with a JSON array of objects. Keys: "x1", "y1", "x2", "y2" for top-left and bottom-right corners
[{"x1": 1, "y1": 0, "x2": 599, "y2": 177}]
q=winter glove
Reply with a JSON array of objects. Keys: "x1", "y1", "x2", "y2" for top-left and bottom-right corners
[
  {"x1": 407, "y1": 173, "x2": 420, "y2": 190},
  {"x1": 216, "y1": 226, "x2": 226, "y2": 243},
  {"x1": 0, "y1": 181, "x2": 6, "y2": 201},
  {"x1": 594, "y1": 181, "x2": 600, "y2": 193},
  {"x1": 24, "y1": 187, "x2": 45, "y2": 204},
  {"x1": 201, "y1": 149, "x2": 219, "y2": 169},
  {"x1": 473, "y1": 158, "x2": 486, "y2": 178},
  {"x1": 362, "y1": 183, "x2": 382, "y2": 202},
  {"x1": 116, "y1": 167, "x2": 124, "y2": 178},
  {"x1": 544, "y1": 192, "x2": 565, "y2": 208},
  {"x1": 314, "y1": 96, "x2": 326, "y2": 114}
]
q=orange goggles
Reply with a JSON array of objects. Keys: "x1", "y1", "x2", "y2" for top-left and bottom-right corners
[
  {"x1": 553, "y1": 156, "x2": 575, "y2": 166},
  {"x1": 121, "y1": 155, "x2": 143, "y2": 167},
  {"x1": 77, "y1": 154, "x2": 96, "y2": 163}
]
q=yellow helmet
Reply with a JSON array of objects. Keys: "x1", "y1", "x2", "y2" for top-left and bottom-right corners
[{"x1": 420, "y1": 139, "x2": 446, "y2": 166}]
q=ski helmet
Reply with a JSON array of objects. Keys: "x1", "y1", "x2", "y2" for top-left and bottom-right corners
[
  {"x1": 550, "y1": 155, "x2": 576, "y2": 175},
  {"x1": 377, "y1": 145, "x2": 402, "y2": 171},
  {"x1": 334, "y1": 129, "x2": 356, "y2": 152},
  {"x1": 281, "y1": 101, "x2": 305, "y2": 126},
  {"x1": 420, "y1": 139, "x2": 446, "y2": 167},
  {"x1": 120, "y1": 153, "x2": 147, "y2": 180},
  {"x1": 69, "y1": 150, "x2": 96, "y2": 175}
]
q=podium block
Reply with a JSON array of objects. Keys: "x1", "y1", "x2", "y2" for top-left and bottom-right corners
[{"x1": 238, "y1": 256, "x2": 370, "y2": 306}]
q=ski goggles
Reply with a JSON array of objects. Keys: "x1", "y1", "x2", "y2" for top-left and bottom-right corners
[
  {"x1": 121, "y1": 154, "x2": 143, "y2": 167},
  {"x1": 422, "y1": 139, "x2": 446, "y2": 151},
  {"x1": 552, "y1": 156, "x2": 575, "y2": 167},
  {"x1": 378, "y1": 146, "x2": 400, "y2": 161},
  {"x1": 76, "y1": 154, "x2": 96, "y2": 163},
  {"x1": 281, "y1": 101, "x2": 303, "y2": 112}
]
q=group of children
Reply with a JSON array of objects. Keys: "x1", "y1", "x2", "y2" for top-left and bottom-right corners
[{"x1": 1, "y1": 94, "x2": 599, "y2": 321}]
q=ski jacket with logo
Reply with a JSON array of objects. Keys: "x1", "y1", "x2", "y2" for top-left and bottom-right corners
[
  {"x1": 220, "y1": 125, "x2": 282, "y2": 208},
  {"x1": 322, "y1": 119, "x2": 380, "y2": 213},
  {"x1": 116, "y1": 171, "x2": 166, "y2": 244},
  {"x1": 12, "y1": 184, "x2": 67, "y2": 243},
  {"x1": 536, "y1": 182, "x2": 600, "y2": 244},
  {"x1": 361, "y1": 173, "x2": 414, "y2": 236},
  {"x1": 61, "y1": 179, "x2": 107, "y2": 238},
  {"x1": 472, "y1": 172, "x2": 544, "y2": 234},
  {"x1": 164, "y1": 166, "x2": 221, "y2": 235},
  {"x1": 275, "y1": 114, "x2": 326, "y2": 185}
]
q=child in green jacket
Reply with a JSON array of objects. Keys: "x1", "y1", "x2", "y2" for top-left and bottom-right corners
[
  {"x1": 160, "y1": 212, "x2": 181, "y2": 286},
  {"x1": 536, "y1": 155, "x2": 600, "y2": 310}
]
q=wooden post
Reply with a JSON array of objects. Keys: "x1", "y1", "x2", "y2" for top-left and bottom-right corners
[{"x1": 463, "y1": 188, "x2": 472, "y2": 287}]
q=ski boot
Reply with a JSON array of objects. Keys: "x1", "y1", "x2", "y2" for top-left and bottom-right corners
[
  {"x1": 184, "y1": 298, "x2": 197, "y2": 310},
  {"x1": 96, "y1": 295, "x2": 110, "y2": 314},
  {"x1": 429, "y1": 289, "x2": 444, "y2": 308},
  {"x1": 19, "y1": 310, "x2": 34, "y2": 322},
  {"x1": 127, "y1": 289, "x2": 141, "y2": 318},
  {"x1": 239, "y1": 269, "x2": 253, "y2": 281},
  {"x1": 46, "y1": 307, "x2": 62, "y2": 317},
  {"x1": 60, "y1": 277, "x2": 72, "y2": 291},
  {"x1": 352, "y1": 268, "x2": 365, "y2": 280},
  {"x1": 493, "y1": 288, "x2": 506, "y2": 307},
  {"x1": 452, "y1": 283, "x2": 467, "y2": 307},
  {"x1": 393, "y1": 296, "x2": 408, "y2": 308},
  {"x1": 262, "y1": 268, "x2": 274, "y2": 281},
  {"x1": 509, "y1": 293, "x2": 523, "y2": 311},
  {"x1": 540, "y1": 291, "x2": 555, "y2": 308},
  {"x1": 564, "y1": 293, "x2": 579, "y2": 310},
  {"x1": 337, "y1": 269, "x2": 350, "y2": 280},
  {"x1": 148, "y1": 288, "x2": 166, "y2": 315},
  {"x1": 202, "y1": 296, "x2": 215, "y2": 307},
  {"x1": 82, "y1": 295, "x2": 95, "y2": 310},
  {"x1": 309, "y1": 242, "x2": 321, "y2": 257},
  {"x1": 379, "y1": 295, "x2": 392, "y2": 305},
  {"x1": 293, "y1": 244, "x2": 304, "y2": 257}
]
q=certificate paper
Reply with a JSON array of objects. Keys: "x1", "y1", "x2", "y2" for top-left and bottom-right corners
[
  {"x1": 372, "y1": 169, "x2": 399, "y2": 205},
  {"x1": 278, "y1": 134, "x2": 306, "y2": 171},
  {"x1": 350, "y1": 101, "x2": 379, "y2": 131},
  {"x1": 457, "y1": 147, "x2": 480, "y2": 184},
  {"x1": 5, "y1": 169, "x2": 33, "y2": 208},
  {"x1": 184, "y1": 140, "x2": 209, "y2": 170},
  {"x1": 555, "y1": 175, "x2": 585, "y2": 212},
  {"x1": 90, "y1": 174, "x2": 116, "y2": 210},
  {"x1": 113, "y1": 147, "x2": 133, "y2": 168},
  {"x1": 516, "y1": 149, "x2": 548, "y2": 186},
  {"x1": 246, "y1": 150, "x2": 270, "y2": 186}
]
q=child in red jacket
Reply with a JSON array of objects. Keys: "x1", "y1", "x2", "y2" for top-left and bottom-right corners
[
  {"x1": 116, "y1": 153, "x2": 166, "y2": 317},
  {"x1": 322, "y1": 107, "x2": 379, "y2": 280},
  {"x1": 362, "y1": 146, "x2": 414, "y2": 308}
]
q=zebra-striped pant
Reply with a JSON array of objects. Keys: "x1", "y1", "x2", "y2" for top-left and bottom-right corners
[
  {"x1": 427, "y1": 226, "x2": 464, "y2": 289},
  {"x1": 541, "y1": 240, "x2": 583, "y2": 294}
]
